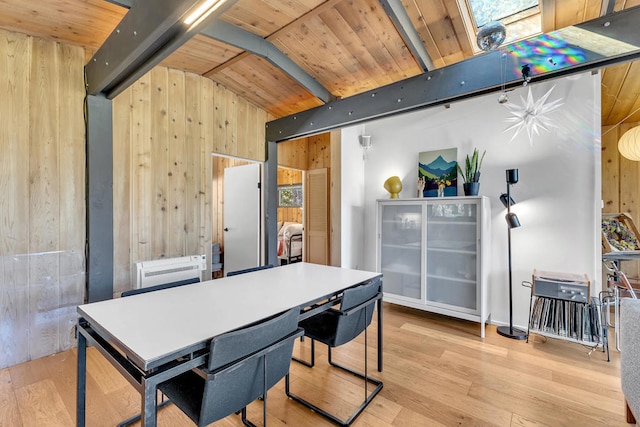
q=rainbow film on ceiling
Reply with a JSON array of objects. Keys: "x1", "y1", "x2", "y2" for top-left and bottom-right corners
[{"x1": 506, "y1": 32, "x2": 587, "y2": 75}]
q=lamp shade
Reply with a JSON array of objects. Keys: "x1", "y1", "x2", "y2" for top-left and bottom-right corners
[
  {"x1": 500, "y1": 193, "x2": 516, "y2": 208},
  {"x1": 505, "y1": 212, "x2": 521, "y2": 229},
  {"x1": 618, "y1": 126, "x2": 640, "y2": 161},
  {"x1": 383, "y1": 176, "x2": 402, "y2": 199}
]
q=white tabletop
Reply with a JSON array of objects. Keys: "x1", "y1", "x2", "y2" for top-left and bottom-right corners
[{"x1": 78, "y1": 263, "x2": 380, "y2": 369}]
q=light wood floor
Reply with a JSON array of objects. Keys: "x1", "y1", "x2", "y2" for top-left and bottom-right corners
[{"x1": 0, "y1": 303, "x2": 628, "y2": 426}]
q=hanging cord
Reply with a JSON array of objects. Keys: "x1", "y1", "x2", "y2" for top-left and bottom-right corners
[{"x1": 602, "y1": 104, "x2": 640, "y2": 136}]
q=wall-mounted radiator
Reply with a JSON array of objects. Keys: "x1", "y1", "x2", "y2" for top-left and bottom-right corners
[{"x1": 135, "y1": 255, "x2": 206, "y2": 289}]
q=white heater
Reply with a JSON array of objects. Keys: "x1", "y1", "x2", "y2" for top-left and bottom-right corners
[{"x1": 135, "y1": 255, "x2": 206, "y2": 289}]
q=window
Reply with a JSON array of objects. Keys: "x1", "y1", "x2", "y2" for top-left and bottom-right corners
[
  {"x1": 468, "y1": 0, "x2": 538, "y2": 28},
  {"x1": 278, "y1": 185, "x2": 303, "y2": 207},
  {"x1": 461, "y1": 0, "x2": 541, "y2": 52}
]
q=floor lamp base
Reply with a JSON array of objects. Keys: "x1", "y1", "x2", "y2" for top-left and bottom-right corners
[{"x1": 496, "y1": 325, "x2": 528, "y2": 340}]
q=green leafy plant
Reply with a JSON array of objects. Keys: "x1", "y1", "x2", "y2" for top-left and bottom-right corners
[{"x1": 456, "y1": 148, "x2": 486, "y2": 183}]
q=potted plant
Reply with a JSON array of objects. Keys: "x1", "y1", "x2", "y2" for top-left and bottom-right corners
[{"x1": 457, "y1": 148, "x2": 486, "y2": 196}]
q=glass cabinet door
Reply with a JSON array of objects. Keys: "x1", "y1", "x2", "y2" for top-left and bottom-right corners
[
  {"x1": 379, "y1": 203, "x2": 423, "y2": 301},
  {"x1": 425, "y1": 201, "x2": 479, "y2": 313}
]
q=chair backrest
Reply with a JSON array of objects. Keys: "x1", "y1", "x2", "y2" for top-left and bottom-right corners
[
  {"x1": 226, "y1": 264, "x2": 274, "y2": 277},
  {"x1": 120, "y1": 276, "x2": 200, "y2": 297},
  {"x1": 333, "y1": 278, "x2": 382, "y2": 347},
  {"x1": 199, "y1": 307, "x2": 301, "y2": 425}
]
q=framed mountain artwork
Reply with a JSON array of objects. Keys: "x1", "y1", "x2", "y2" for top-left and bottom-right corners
[{"x1": 418, "y1": 148, "x2": 457, "y2": 197}]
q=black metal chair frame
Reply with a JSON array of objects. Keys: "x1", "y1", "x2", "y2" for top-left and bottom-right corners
[
  {"x1": 285, "y1": 286, "x2": 383, "y2": 426},
  {"x1": 158, "y1": 308, "x2": 303, "y2": 427},
  {"x1": 226, "y1": 264, "x2": 275, "y2": 276},
  {"x1": 117, "y1": 277, "x2": 201, "y2": 427},
  {"x1": 184, "y1": 327, "x2": 304, "y2": 426}
]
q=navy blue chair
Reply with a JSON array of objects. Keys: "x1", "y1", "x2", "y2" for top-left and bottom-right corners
[
  {"x1": 286, "y1": 278, "x2": 383, "y2": 426},
  {"x1": 226, "y1": 264, "x2": 275, "y2": 277},
  {"x1": 159, "y1": 308, "x2": 303, "y2": 426},
  {"x1": 120, "y1": 276, "x2": 200, "y2": 297}
]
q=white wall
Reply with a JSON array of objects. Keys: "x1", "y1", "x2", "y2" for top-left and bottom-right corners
[
  {"x1": 340, "y1": 125, "x2": 366, "y2": 269},
  {"x1": 344, "y1": 72, "x2": 602, "y2": 330}
]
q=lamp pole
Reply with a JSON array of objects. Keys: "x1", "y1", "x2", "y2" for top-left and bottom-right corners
[{"x1": 497, "y1": 169, "x2": 527, "y2": 340}]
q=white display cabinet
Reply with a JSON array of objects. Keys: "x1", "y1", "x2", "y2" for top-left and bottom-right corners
[{"x1": 377, "y1": 196, "x2": 491, "y2": 337}]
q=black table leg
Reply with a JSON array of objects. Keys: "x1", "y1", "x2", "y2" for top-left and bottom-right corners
[
  {"x1": 76, "y1": 329, "x2": 87, "y2": 427},
  {"x1": 377, "y1": 298, "x2": 383, "y2": 372}
]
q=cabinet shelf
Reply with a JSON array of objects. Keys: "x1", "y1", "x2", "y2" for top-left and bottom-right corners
[
  {"x1": 382, "y1": 243, "x2": 421, "y2": 250},
  {"x1": 427, "y1": 220, "x2": 476, "y2": 225},
  {"x1": 426, "y1": 273, "x2": 476, "y2": 285},
  {"x1": 377, "y1": 197, "x2": 490, "y2": 338},
  {"x1": 427, "y1": 247, "x2": 476, "y2": 255}
]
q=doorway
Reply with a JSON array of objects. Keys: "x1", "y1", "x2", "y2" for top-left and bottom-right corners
[{"x1": 212, "y1": 155, "x2": 262, "y2": 277}]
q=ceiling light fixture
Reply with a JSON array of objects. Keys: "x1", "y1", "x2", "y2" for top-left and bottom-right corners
[
  {"x1": 618, "y1": 126, "x2": 640, "y2": 161},
  {"x1": 504, "y1": 85, "x2": 564, "y2": 145},
  {"x1": 184, "y1": 0, "x2": 228, "y2": 27}
]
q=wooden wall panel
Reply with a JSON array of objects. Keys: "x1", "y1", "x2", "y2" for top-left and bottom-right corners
[
  {"x1": 278, "y1": 138, "x2": 309, "y2": 170},
  {"x1": 277, "y1": 168, "x2": 303, "y2": 223},
  {"x1": 0, "y1": 30, "x2": 31, "y2": 369},
  {"x1": 0, "y1": 29, "x2": 85, "y2": 368},
  {"x1": 113, "y1": 68, "x2": 267, "y2": 292},
  {"x1": 602, "y1": 121, "x2": 640, "y2": 279}
]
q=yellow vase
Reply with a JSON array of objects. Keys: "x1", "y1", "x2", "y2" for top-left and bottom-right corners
[{"x1": 384, "y1": 176, "x2": 402, "y2": 199}]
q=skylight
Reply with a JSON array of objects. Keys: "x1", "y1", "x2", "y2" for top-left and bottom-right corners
[
  {"x1": 462, "y1": 0, "x2": 542, "y2": 52},
  {"x1": 469, "y1": 0, "x2": 539, "y2": 28}
]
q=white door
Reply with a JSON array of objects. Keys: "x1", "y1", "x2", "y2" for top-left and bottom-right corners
[{"x1": 223, "y1": 163, "x2": 261, "y2": 275}]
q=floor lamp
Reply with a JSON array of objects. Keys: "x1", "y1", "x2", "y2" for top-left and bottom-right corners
[{"x1": 497, "y1": 169, "x2": 528, "y2": 340}]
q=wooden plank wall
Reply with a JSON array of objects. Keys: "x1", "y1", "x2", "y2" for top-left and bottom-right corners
[
  {"x1": 113, "y1": 68, "x2": 267, "y2": 295},
  {"x1": 0, "y1": 29, "x2": 85, "y2": 369},
  {"x1": 602, "y1": 121, "x2": 640, "y2": 278},
  {"x1": 277, "y1": 168, "x2": 303, "y2": 223},
  {"x1": 277, "y1": 132, "x2": 341, "y2": 265}
]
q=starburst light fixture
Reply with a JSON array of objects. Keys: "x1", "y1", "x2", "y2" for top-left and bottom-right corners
[{"x1": 503, "y1": 85, "x2": 564, "y2": 145}]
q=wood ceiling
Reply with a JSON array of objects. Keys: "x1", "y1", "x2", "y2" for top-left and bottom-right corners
[{"x1": 0, "y1": 0, "x2": 639, "y2": 125}]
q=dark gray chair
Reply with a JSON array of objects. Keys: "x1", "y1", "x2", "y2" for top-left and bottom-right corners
[
  {"x1": 286, "y1": 278, "x2": 383, "y2": 426},
  {"x1": 117, "y1": 276, "x2": 201, "y2": 427},
  {"x1": 120, "y1": 276, "x2": 200, "y2": 297},
  {"x1": 226, "y1": 264, "x2": 275, "y2": 276},
  {"x1": 159, "y1": 308, "x2": 303, "y2": 427}
]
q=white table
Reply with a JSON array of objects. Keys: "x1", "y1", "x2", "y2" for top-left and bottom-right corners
[{"x1": 76, "y1": 263, "x2": 382, "y2": 426}]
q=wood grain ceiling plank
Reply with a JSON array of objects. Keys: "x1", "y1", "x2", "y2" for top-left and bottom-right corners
[
  {"x1": 221, "y1": 0, "x2": 325, "y2": 38},
  {"x1": 213, "y1": 57, "x2": 322, "y2": 116},
  {"x1": 333, "y1": 0, "x2": 418, "y2": 78},
  {"x1": 606, "y1": 61, "x2": 640, "y2": 126},
  {"x1": 0, "y1": 0, "x2": 124, "y2": 50},
  {"x1": 402, "y1": 0, "x2": 446, "y2": 68},
  {"x1": 601, "y1": 63, "x2": 629, "y2": 125},
  {"x1": 162, "y1": 35, "x2": 243, "y2": 75},
  {"x1": 442, "y1": 0, "x2": 473, "y2": 59},
  {"x1": 316, "y1": 8, "x2": 397, "y2": 91},
  {"x1": 540, "y1": 0, "x2": 557, "y2": 32},
  {"x1": 554, "y1": 0, "x2": 590, "y2": 28},
  {"x1": 281, "y1": 16, "x2": 369, "y2": 95},
  {"x1": 352, "y1": 0, "x2": 422, "y2": 77},
  {"x1": 411, "y1": 0, "x2": 462, "y2": 67}
]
